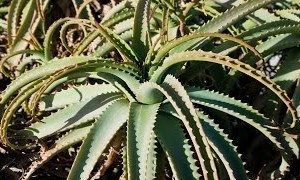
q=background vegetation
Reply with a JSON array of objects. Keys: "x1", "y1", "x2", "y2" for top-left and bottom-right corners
[{"x1": 0, "y1": 0, "x2": 300, "y2": 179}]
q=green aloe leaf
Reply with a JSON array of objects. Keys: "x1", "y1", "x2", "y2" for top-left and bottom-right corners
[
  {"x1": 155, "y1": 112, "x2": 201, "y2": 179},
  {"x1": 132, "y1": 0, "x2": 151, "y2": 60},
  {"x1": 172, "y1": 0, "x2": 277, "y2": 52},
  {"x1": 39, "y1": 84, "x2": 119, "y2": 111},
  {"x1": 126, "y1": 102, "x2": 160, "y2": 179},
  {"x1": 67, "y1": 99, "x2": 129, "y2": 179},
  {"x1": 21, "y1": 125, "x2": 92, "y2": 180},
  {"x1": 197, "y1": 111, "x2": 248, "y2": 180},
  {"x1": 154, "y1": 75, "x2": 218, "y2": 180},
  {"x1": 95, "y1": 23, "x2": 139, "y2": 64},
  {"x1": 19, "y1": 93, "x2": 123, "y2": 139}
]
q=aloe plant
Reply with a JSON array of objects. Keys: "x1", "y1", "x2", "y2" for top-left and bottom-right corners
[{"x1": 0, "y1": 0, "x2": 300, "y2": 179}]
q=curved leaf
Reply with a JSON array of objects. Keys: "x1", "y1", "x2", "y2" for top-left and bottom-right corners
[
  {"x1": 19, "y1": 93, "x2": 123, "y2": 139},
  {"x1": 39, "y1": 83, "x2": 119, "y2": 111},
  {"x1": 151, "y1": 51, "x2": 298, "y2": 128},
  {"x1": 197, "y1": 110, "x2": 248, "y2": 180},
  {"x1": 94, "y1": 23, "x2": 139, "y2": 64},
  {"x1": 155, "y1": 112, "x2": 201, "y2": 180},
  {"x1": 67, "y1": 99, "x2": 129, "y2": 179},
  {"x1": 126, "y1": 102, "x2": 160, "y2": 180},
  {"x1": 21, "y1": 125, "x2": 91, "y2": 180},
  {"x1": 148, "y1": 75, "x2": 218, "y2": 180},
  {"x1": 188, "y1": 88, "x2": 298, "y2": 176},
  {"x1": 132, "y1": 0, "x2": 151, "y2": 60}
]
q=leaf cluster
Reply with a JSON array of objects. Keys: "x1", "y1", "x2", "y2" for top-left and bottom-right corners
[{"x1": 0, "y1": 0, "x2": 300, "y2": 179}]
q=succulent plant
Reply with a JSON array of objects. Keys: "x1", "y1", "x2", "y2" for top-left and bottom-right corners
[{"x1": 0, "y1": 0, "x2": 300, "y2": 179}]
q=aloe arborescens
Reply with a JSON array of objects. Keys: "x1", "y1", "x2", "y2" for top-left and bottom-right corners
[{"x1": 0, "y1": 0, "x2": 300, "y2": 179}]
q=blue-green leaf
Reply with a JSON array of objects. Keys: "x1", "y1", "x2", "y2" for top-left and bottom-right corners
[
  {"x1": 67, "y1": 99, "x2": 129, "y2": 179},
  {"x1": 126, "y1": 102, "x2": 160, "y2": 180}
]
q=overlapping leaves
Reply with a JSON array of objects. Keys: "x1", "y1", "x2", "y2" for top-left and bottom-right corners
[{"x1": 0, "y1": 0, "x2": 299, "y2": 179}]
